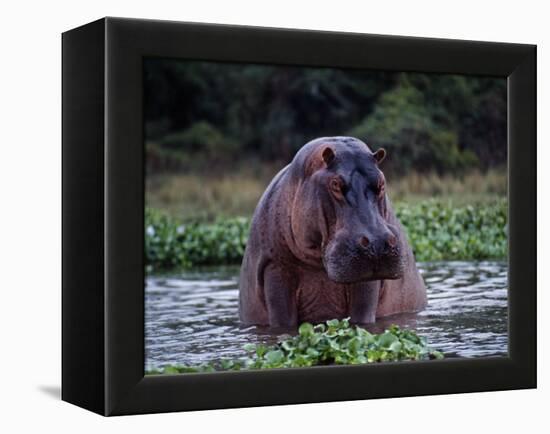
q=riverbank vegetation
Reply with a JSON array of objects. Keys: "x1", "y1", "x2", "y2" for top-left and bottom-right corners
[
  {"x1": 144, "y1": 59, "x2": 508, "y2": 273},
  {"x1": 145, "y1": 319, "x2": 443, "y2": 374},
  {"x1": 146, "y1": 167, "x2": 506, "y2": 221},
  {"x1": 145, "y1": 198, "x2": 507, "y2": 272}
]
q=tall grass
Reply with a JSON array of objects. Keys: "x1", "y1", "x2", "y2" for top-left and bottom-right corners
[
  {"x1": 388, "y1": 168, "x2": 506, "y2": 203},
  {"x1": 146, "y1": 162, "x2": 280, "y2": 221},
  {"x1": 146, "y1": 166, "x2": 506, "y2": 221}
]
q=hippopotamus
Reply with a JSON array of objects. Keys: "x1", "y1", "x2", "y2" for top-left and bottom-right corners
[{"x1": 239, "y1": 136, "x2": 426, "y2": 327}]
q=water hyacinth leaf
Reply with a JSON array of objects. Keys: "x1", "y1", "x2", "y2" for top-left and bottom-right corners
[
  {"x1": 326, "y1": 319, "x2": 340, "y2": 328},
  {"x1": 367, "y1": 349, "x2": 381, "y2": 362},
  {"x1": 347, "y1": 336, "x2": 362, "y2": 353},
  {"x1": 306, "y1": 348, "x2": 320, "y2": 358},
  {"x1": 308, "y1": 334, "x2": 322, "y2": 345},
  {"x1": 389, "y1": 341, "x2": 403, "y2": 353},
  {"x1": 297, "y1": 339, "x2": 310, "y2": 351},
  {"x1": 329, "y1": 339, "x2": 341, "y2": 350},
  {"x1": 430, "y1": 350, "x2": 445, "y2": 360},
  {"x1": 298, "y1": 322, "x2": 314, "y2": 337},
  {"x1": 162, "y1": 366, "x2": 180, "y2": 374},
  {"x1": 378, "y1": 331, "x2": 399, "y2": 348},
  {"x1": 265, "y1": 349, "x2": 284, "y2": 364},
  {"x1": 255, "y1": 344, "x2": 267, "y2": 357},
  {"x1": 243, "y1": 343, "x2": 256, "y2": 352},
  {"x1": 354, "y1": 355, "x2": 368, "y2": 364},
  {"x1": 356, "y1": 327, "x2": 375, "y2": 344},
  {"x1": 281, "y1": 340, "x2": 294, "y2": 351},
  {"x1": 313, "y1": 323, "x2": 326, "y2": 333}
]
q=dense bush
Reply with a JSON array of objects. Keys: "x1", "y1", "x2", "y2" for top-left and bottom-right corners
[
  {"x1": 349, "y1": 77, "x2": 479, "y2": 174},
  {"x1": 145, "y1": 208, "x2": 249, "y2": 272},
  {"x1": 145, "y1": 199, "x2": 507, "y2": 272},
  {"x1": 146, "y1": 319, "x2": 443, "y2": 374},
  {"x1": 145, "y1": 60, "x2": 506, "y2": 175},
  {"x1": 395, "y1": 198, "x2": 507, "y2": 261}
]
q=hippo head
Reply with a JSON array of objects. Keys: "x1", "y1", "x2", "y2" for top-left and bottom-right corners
[{"x1": 289, "y1": 137, "x2": 405, "y2": 284}]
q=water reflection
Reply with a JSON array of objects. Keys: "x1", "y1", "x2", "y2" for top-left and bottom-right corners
[{"x1": 145, "y1": 261, "x2": 508, "y2": 369}]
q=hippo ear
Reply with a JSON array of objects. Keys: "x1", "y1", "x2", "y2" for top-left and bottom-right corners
[
  {"x1": 373, "y1": 148, "x2": 386, "y2": 164},
  {"x1": 322, "y1": 147, "x2": 336, "y2": 167}
]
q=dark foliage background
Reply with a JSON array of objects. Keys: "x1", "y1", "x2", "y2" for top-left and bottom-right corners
[{"x1": 144, "y1": 59, "x2": 506, "y2": 176}]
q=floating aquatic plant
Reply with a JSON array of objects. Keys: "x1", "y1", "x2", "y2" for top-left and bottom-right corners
[
  {"x1": 146, "y1": 319, "x2": 444, "y2": 375},
  {"x1": 145, "y1": 199, "x2": 507, "y2": 272}
]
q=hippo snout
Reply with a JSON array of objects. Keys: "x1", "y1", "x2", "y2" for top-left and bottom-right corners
[
  {"x1": 357, "y1": 231, "x2": 397, "y2": 253},
  {"x1": 324, "y1": 228, "x2": 404, "y2": 284}
]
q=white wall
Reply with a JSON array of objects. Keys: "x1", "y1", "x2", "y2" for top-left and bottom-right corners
[{"x1": 0, "y1": 1, "x2": 546, "y2": 432}]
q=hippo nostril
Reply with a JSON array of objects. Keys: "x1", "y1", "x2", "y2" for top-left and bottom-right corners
[
  {"x1": 386, "y1": 233, "x2": 397, "y2": 248},
  {"x1": 359, "y1": 236, "x2": 370, "y2": 248}
]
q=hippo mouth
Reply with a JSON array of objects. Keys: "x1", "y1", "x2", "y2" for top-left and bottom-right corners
[
  {"x1": 322, "y1": 243, "x2": 405, "y2": 284},
  {"x1": 367, "y1": 261, "x2": 404, "y2": 281},
  {"x1": 324, "y1": 263, "x2": 404, "y2": 284}
]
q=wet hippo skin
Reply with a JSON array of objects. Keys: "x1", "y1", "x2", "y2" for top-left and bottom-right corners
[{"x1": 239, "y1": 137, "x2": 427, "y2": 327}]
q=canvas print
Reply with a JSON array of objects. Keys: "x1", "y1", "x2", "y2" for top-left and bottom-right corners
[{"x1": 144, "y1": 59, "x2": 507, "y2": 374}]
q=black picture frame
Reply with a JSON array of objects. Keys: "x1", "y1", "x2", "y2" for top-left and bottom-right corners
[{"x1": 62, "y1": 17, "x2": 536, "y2": 416}]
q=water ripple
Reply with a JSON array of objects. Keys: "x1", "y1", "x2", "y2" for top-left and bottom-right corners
[{"x1": 145, "y1": 261, "x2": 508, "y2": 369}]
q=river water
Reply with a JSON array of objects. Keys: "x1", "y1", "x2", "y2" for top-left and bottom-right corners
[{"x1": 145, "y1": 261, "x2": 508, "y2": 370}]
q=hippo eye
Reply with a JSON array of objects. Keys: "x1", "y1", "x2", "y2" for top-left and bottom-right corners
[
  {"x1": 328, "y1": 176, "x2": 346, "y2": 198},
  {"x1": 374, "y1": 176, "x2": 385, "y2": 198},
  {"x1": 377, "y1": 183, "x2": 385, "y2": 198}
]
